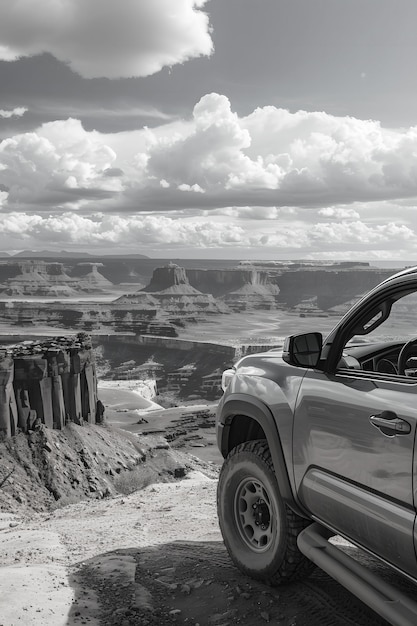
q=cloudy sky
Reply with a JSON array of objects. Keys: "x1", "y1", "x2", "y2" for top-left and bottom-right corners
[{"x1": 1, "y1": 0, "x2": 417, "y2": 260}]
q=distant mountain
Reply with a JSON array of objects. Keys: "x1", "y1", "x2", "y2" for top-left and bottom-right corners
[
  {"x1": 0, "y1": 252, "x2": 10, "y2": 258},
  {"x1": 13, "y1": 250, "x2": 149, "y2": 259},
  {"x1": 14, "y1": 250, "x2": 93, "y2": 258},
  {"x1": 102, "y1": 253, "x2": 149, "y2": 258}
]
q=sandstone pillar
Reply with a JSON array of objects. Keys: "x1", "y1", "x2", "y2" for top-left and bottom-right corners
[{"x1": 0, "y1": 355, "x2": 17, "y2": 437}]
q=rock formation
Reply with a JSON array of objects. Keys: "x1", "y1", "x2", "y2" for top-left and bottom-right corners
[
  {"x1": 0, "y1": 334, "x2": 99, "y2": 438},
  {"x1": 0, "y1": 300, "x2": 178, "y2": 336},
  {"x1": 113, "y1": 293, "x2": 160, "y2": 308},
  {"x1": 138, "y1": 263, "x2": 229, "y2": 315},
  {"x1": 1, "y1": 262, "x2": 78, "y2": 297},
  {"x1": 185, "y1": 268, "x2": 280, "y2": 311},
  {"x1": 221, "y1": 271, "x2": 280, "y2": 311},
  {"x1": 142, "y1": 263, "x2": 191, "y2": 293},
  {"x1": 76, "y1": 263, "x2": 114, "y2": 291},
  {"x1": 186, "y1": 268, "x2": 263, "y2": 297},
  {"x1": 0, "y1": 261, "x2": 114, "y2": 297}
]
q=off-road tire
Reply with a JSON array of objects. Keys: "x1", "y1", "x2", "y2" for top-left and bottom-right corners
[{"x1": 217, "y1": 439, "x2": 315, "y2": 585}]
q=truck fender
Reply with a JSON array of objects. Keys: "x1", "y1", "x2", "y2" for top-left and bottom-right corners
[{"x1": 218, "y1": 394, "x2": 307, "y2": 517}]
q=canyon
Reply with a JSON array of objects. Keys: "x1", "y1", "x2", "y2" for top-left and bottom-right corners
[
  {"x1": 0, "y1": 257, "x2": 394, "y2": 319},
  {"x1": 0, "y1": 256, "x2": 398, "y2": 404}
]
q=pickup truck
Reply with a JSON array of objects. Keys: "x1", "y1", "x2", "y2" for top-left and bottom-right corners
[{"x1": 216, "y1": 266, "x2": 417, "y2": 626}]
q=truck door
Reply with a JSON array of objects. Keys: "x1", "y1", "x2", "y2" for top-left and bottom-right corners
[{"x1": 293, "y1": 368, "x2": 417, "y2": 578}]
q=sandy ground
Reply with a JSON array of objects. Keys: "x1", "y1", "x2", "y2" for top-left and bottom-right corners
[{"x1": 0, "y1": 471, "x2": 219, "y2": 626}]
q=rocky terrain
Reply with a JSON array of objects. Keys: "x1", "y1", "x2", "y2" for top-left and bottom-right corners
[{"x1": 0, "y1": 414, "x2": 218, "y2": 517}]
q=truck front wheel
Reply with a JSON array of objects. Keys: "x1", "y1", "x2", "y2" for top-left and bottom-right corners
[{"x1": 217, "y1": 439, "x2": 314, "y2": 585}]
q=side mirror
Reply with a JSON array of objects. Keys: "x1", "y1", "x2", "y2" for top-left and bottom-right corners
[{"x1": 282, "y1": 332, "x2": 322, "y2": 368}]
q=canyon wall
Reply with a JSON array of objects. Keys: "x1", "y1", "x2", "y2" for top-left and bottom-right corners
[
  {"x1": 96, "y1": 335, "x2": 238, "y2": 402},
  {"x1": 143, "y1": 263, "x2": 393, "y2": 312},
  {"x1": 186, "y1": 268, "x2": 272, "y2": 296},
  {"x1": 147, "y1": 264, "x2": 393, "y2": 311},
  {"x1": 0, "y1": 301, "x2": 178, "y2": 335},
  {"x1": 270, "y1": 267, "x2": 393, "y2": 310}
]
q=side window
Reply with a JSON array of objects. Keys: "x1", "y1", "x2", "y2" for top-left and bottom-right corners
[
  {"x1": 343, "y1": 290, "x2": 417, "y2": 376},
  {"x1": 363, "y1": 292, "x2": 417, "y2": 343}
]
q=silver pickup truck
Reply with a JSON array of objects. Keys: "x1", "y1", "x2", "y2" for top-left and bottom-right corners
[{"x1": 216, "y1": 266, "x2": 417, "y2": 626}]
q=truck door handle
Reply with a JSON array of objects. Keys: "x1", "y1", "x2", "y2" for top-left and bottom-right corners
[{"x1": 369, "y1": 411, "x2": 411, "y2": 436}]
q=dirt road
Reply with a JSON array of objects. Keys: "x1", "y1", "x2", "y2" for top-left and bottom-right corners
[{"x1": 1, "y1": 467, "x2": 400, "y2": 626}]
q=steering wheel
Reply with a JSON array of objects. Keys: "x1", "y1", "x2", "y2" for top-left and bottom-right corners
[{"x1": 398, "y1": 338, "x2": 417, "y2": 375}]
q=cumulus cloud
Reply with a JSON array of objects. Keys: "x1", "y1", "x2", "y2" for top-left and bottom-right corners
[
  {"x1": 1, "y1": 208, "x2": 416, "y2": 260},
  {"x1": 0, "y1": 0, "x2": 213, "y2": 78},
  {"x1": 0, "y1": 212, "x2": 245, "y2": 249},
  {"x1": 121, "y1": 93, "x2": 417, "y2": 210},
  {"x1": 142, "y1": 93, "x2": 269, "y2": 193},
  {"x1": 0, "y1": 118, "x2": 122, "y2": 207},
  {"x1": 4, "y1": 94, "x2": 417, "y2": 215},
  {"x1": 177, "y1": 183, "x2": 205, "y2": 193},
  {"x1": 3, "y1": 94, "x2": 417, "y2": 256},
  {"x1": 0, "y1": 107, "x2": 27, "y2": 118},
  {"x1": 309, "y1": 221, "x2": 415, "y2": 245},
  {"x1": 318, "y1": 207, "x2": 360, "y2": 219},
  {"x1": 207, "y1": 206, "x2": 296, "y2": 219},
  {"x1": 262, "y1": 220, "x2": 417, "y2": 252}
]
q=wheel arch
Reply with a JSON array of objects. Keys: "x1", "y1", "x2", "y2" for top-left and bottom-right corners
[{"x1": 218, "y1": 394, "x2": 307, "y2": 517}]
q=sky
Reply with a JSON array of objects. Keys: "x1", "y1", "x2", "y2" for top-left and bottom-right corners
[{"x1": 1, "y1": 0, "x2": 417, "y2": 261}]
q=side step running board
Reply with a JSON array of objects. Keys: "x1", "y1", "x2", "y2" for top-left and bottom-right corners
[{"x1": 297, "y1": 523, "x2": 417, "y2": 626}]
